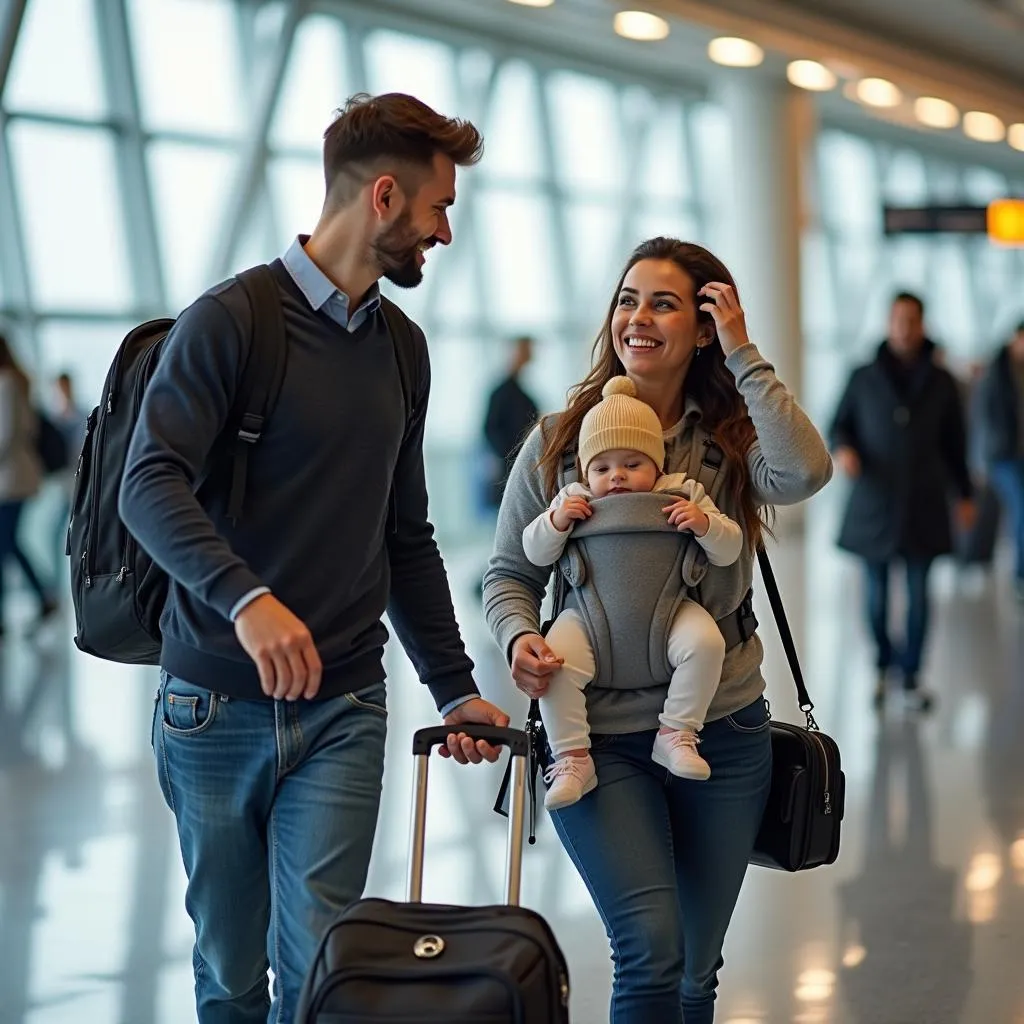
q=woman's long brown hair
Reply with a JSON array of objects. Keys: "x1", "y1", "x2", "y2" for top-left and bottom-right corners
[
  {"x1": 538, "y1": 237, "x2": 770, "y2": 549},
  {"x1": 0, "y1": 333, "x2": 30, "y2": 396}
]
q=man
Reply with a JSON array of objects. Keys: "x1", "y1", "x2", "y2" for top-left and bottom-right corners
[
  {"x1": 830, "y1": 292, "x2": 975, "y2": 711},
  {"x1": 119, "y1": 93, "x2": 509, "y2": 1023},
  {"x1": 976, "y1": 320, "x2": 1024, "y2": 600},
  {"x1": 482, "y1": 335, "x2": 540, "y2": 510}
]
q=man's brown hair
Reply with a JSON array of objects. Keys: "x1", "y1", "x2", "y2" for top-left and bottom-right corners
[{"x1": 322, "y1": 92, "x2": 483, "y2": 205}]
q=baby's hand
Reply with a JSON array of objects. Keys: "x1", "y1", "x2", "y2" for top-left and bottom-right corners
[
  {"x1": 663, "y1": 498, "x2": 710, "y2": 537},
  {"x1": 551, "y1": 495, "x2": 592, "y2": 532}
]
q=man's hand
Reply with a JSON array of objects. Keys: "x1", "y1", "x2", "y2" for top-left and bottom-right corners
[
  {"x1": 438, "y1": 697, "x2": 511, "y2": 764},
  {"x1": 510, "y1": 632, "x2": 563, "y2": 699},
  {"x1": 234, "y1": 593, "x2": 323, "y2": 701},
  {"x1": 835, "y1": 446, "x2": 862, "y2": 478},
  {"x1": 954, "y1": 498, "x2": 978, "y2": 533},
  {"x1": 663, "y1": 497, "x2": 710, "y2": 536},
  {"x1": 551, "y1": 495, "x2": 592, "y2": 532}
]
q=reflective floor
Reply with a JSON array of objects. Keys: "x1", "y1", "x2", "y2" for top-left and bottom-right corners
[{"x1": 2, "y1": 501, "x2": 1024, "y2": 1024}]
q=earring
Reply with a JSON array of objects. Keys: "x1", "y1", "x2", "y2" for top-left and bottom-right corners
[{"x1": 695, "y1": 345, "x2": 703, "y2": 357}]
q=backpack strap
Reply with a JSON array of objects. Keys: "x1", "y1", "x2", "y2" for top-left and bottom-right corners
[
  {"x1": 380, "y1": 296, "x2": 418, "y2": 438},
  {"x1": 227, "y1": 264, "x2": 288, "y2": 524},
  {"x1": 379, "y1": 296, "x2": 421, "y2": 534}
]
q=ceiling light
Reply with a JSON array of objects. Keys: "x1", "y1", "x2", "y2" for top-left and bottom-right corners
[
  {"x1": 1009, "y1": 123, "x2": 1024, "y2": 151},
  {"x1": 707, "y1": 37, "x2": 764, "y2": 68},
  {"x1": 786, "y1": 59, "x2": 836, "y2": 91},
  {"x1": 614, "y1": 11, "x2": 670, "y2": 41},
  {"x1": 914, "y1": 96, "x2": 959, "y2": 129},
  {"x1": 855, "y1": 77, "x2": 902, "y2": 108},
  {"x1": 506, "y1": 0, "x2": 554, "y2": 6},
  {"x1": 963, "y1": 110, "x2": 1005, "y2": 142}
]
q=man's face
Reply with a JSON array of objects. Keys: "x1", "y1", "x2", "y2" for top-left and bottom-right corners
[
  {"x1": 888, "y1": 299, "x2": 926, "y2": 359},
  {"x1": 372, "y1": 152, "x2": 456, "y2": 289}
]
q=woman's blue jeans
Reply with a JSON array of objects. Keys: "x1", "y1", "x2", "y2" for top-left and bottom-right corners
[{"x1": 549, "y1": 697, "x2": 772, "y2": 1024}]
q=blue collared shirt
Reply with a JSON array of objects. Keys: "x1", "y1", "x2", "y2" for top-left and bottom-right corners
[{"x1": 281, "y1": 234, "x2": 382, "y2": 331}]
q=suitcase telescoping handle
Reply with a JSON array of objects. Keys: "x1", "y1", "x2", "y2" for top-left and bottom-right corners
[{"x1": 409, "y1": 726, "x2": 530, "y2": 907}]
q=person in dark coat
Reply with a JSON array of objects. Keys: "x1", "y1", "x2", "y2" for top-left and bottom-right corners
[
  {"x1": 482, "y1": 335, "x2": 539, "y2": 508},
  {"x1": 976, "y1": 321, "x2": 1024, "y2": 599},
  {"x1": 830, "y1": 292, "x2": 975, "y2": 710}
]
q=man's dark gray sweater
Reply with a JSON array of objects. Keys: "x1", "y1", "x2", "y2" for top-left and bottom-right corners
[{"x1": 119, "y1": 260, "x2": 478, "y2": 710}]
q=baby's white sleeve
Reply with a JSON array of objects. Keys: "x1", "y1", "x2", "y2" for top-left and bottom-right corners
[
  {"x1": 522, "y1": 485, "x2": 582, "y2": 566},
  {"x1": 692, "y1": 488, "x2": 744, "y2": 566}
]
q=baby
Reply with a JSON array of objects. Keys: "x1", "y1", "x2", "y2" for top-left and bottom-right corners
[{"x1": 523, "y1": 376, "x2": 743, "y2": 810}]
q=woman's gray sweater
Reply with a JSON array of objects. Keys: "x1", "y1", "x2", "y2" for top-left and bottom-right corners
[{"x1": 482, "y1": 343, "x2": 833, "y2": 735}]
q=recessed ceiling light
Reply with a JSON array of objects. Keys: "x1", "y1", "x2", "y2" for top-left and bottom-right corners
[
  {"x1": 506, "y1": 0, "x2": 554, "y2": 6},
  {"x1": 963, "y1": 110, "x2": 1005, "y2": 142},
  {"x1": 914, "y1": 96, "x2": 959, "y2": 129},
  {"x1": 1009, "y1": 123, "x2": 1024, "y2": 151},
  {"x1": 855, "y1": 77, "x2": 902, "y2": 107},
  {"x1": 786, "y1": 59, "x2": 836, "y2": 91},
  {"x1": 614, "y1": 10, "x2": 670, "y2": 41},
  {"x1": 707, "y1": 36, "x2": 764, "y2": 68}
]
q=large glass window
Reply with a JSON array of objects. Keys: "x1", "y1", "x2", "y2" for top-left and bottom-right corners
[
  {"x1": 4, "y1": 0, "x2": 106, "y2": 118},
  {"x1": 8, "y1": 122, "x2": 131, "y2": 312}
]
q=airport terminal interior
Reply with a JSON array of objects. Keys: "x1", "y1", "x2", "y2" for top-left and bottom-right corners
[{"x1": 1, "y1": 0, "x2": 1024, "y2": 1021}]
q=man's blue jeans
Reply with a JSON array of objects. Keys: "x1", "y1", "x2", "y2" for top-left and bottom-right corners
[
  {"x1": 549, "y1": 697, "x2": 772, "y2": 1024},
  {"x1": 990, "y1": 459, "x2": 1024, "y2": 582},
  {"x1": 152, "y1": 673, "x2": 387, "y2": 1024},
  {"x1": 864, "y1": 559, "x2": 933, "y2": 680}
]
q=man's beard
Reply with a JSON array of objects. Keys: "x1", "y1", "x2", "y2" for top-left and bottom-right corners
[{"x1": 372, "y1": 213, "x2": 428, "y2": 289}]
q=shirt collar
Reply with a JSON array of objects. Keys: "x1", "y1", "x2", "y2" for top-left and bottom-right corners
[
  {"x1": 281, "y1": 235, "x2": 382, "y2": 317},
  {"x1": 663, "y1": 395, "x2": 703, "y2": 440}
]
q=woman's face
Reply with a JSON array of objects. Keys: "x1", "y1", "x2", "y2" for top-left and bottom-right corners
[{"x1": 610, "y1": 259, "x2": 708, "y2": 385}]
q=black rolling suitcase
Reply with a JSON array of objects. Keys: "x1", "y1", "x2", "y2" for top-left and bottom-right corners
[{"x1": 296, "y1": 725, "x2": 570, "y2": 1024}]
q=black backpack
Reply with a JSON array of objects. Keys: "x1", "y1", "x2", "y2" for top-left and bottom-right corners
[
  {"x1": 36, "y1": 411, "x2": 70, "y2": 474},
  {"x1": 68, "y1": 263, "x2": 420, "y2": 666}
]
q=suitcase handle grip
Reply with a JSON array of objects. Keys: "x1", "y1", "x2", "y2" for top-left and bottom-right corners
[{"x1": 411, "y1": 725, "x2": 529, "y2": 757}]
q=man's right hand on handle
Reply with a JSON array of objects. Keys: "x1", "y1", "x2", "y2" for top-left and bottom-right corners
[
  {"x1": 235, "y1": 594, "x2": 323, "y2": 701},
  {"x1": 510, "y1": 633, "x2": 563, "y2": 699}
]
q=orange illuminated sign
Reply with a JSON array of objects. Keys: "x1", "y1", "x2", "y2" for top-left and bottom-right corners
[{"x1": 988, "y1": 199, "x2": 1024, "y2": 245}]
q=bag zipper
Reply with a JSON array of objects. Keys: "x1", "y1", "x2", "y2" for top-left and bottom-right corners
[{"x1": 807, "y1": 729, "x2": 831, "y2": 815}]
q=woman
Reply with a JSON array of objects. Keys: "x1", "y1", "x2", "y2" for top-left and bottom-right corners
[
  {"x1": 0, "y1": 333, "x2": 57, "y2": 638},
  {"x1": 482, "y1": 238, "x2": 832, "y2": 1023}
]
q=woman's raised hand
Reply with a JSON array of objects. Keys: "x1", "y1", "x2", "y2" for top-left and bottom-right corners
[{"x1": 699, "y1": 282, "x2": 750, "y2": 355}]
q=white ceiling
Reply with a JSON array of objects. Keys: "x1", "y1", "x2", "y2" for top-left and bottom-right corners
[{"x1": 328, "y1": 0, "x2": 1024, "y2": 165}]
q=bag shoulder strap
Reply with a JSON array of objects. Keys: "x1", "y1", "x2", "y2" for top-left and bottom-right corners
[
  {"x1": 756, "y1": 545, "x2": 817, "y2": 728},
  {"x1": 227, "y1": 264, "x2": 288, "y2": 523}
]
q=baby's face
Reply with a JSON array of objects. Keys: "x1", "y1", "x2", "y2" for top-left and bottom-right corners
[{"x1": 586, "y1": 449, "x2": 660, "y2": 497}]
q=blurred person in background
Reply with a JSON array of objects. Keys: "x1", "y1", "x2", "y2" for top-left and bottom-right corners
[
  {"x1": 975, "y1": 320, "x2": 1024, "y2": 600},
  {"x1": 482, "y1": 335, "x2": 539, "y2": 509},
  {"x1": 830, "y1": 292, "x2": 975, "y2": 711},
  {"x1": 0, "y1": 334, "x2": 58, "y2": 640},
  {"x1": 50, "y1": 372, "x2": 86, "y2": 586}
]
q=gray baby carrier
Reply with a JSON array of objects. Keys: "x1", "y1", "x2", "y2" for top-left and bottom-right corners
[
  {"x1": 553, "y1": 425, "x2": 755, "y2": 688},
  {"x1": 495, "y1": 424, "x2": 759, "y2": 836}
]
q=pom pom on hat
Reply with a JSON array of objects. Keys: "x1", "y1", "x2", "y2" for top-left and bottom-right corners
[
  {"x1": 578, "y1": 375, "x2": 665, "y2": 475},
  {"x1": 601, "y1": 376, "x2": 637, "y2": 399}
]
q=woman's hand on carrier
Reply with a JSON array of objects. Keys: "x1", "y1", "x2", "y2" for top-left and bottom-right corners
[
  {"x1": 510, "y1": 633, "x2": 563, "y2": 699},
  {"x1": 551, "y1": 495, "x2": 592, "y2": 532},
  {"x1": 663, "y1": 498, "x2": 710, "y2": 537}
]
